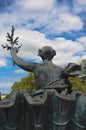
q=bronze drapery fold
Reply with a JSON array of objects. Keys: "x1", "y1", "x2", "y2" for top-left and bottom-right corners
[{"x1": 0, "y1": 89, "x2": 86, "y2": 130}]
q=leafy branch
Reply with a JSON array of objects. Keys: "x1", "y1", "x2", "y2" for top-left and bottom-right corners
[
  {"x1": 1, "y1": 26, "x2": 22, "y2": 65},
  {"x1": 1, "y1": 25, "x2": 22, "y2": 53},
  {"x1": 6, "y1": 26, "x2": 19, "y2": 47}
]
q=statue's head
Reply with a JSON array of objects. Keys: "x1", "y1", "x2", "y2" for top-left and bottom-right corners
[{"x1": 38, "y1": 46, "x2": 56, "y2": 61}]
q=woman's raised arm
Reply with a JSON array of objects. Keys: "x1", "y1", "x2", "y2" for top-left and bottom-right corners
[{"x1": 10, "y1": 48, "x2": 38, "y2": 72}]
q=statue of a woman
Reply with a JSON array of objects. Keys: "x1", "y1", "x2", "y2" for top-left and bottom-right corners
[
  {"x1": 10, "y1": 46, "x2": 81, "y2": 94},
  {"x1": 10, "y1": 46, "x2": 63, "y2": 90},
  {"x1": 1, "y1": 26, "x2": 80, "y2": 93}
]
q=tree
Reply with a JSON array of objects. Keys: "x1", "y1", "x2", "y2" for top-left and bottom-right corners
[
  {"x1": 69, "y1": 60, "x2": 86, "y2": 96},
  {"x1": 12, "y1": 72, "x2": 36, "y2": 93},
  {"x1": 64, "y1": 60, "x2": 86, "y2": 96},
  {"x1": 69, "y1": 76, "x2": 86, "y2": 96},
  {"x1": 80, "y1": 59, "x2": 86, "y2": 83}
]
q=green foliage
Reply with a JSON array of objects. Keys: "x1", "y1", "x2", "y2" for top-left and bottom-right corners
[
  {"x1": 81, "y1": 59, "x2": 86, "y2": 73},
  {"x1": 64, "y1": 59, "x2": 86, "y2": 96},
  {"x1": 69, "y1": 76, "x2": 86, "y2": 96},
  {"x1": 12, "y1": 72, "x2": 36, "y2": 93},
  {"x1": 80, "y1": 59, "x2": 86, "y2": 83}
]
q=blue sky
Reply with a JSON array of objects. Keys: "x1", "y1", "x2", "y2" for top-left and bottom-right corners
[{"x1": 0, "y1": 0, "x2": 86, "y2": 94}]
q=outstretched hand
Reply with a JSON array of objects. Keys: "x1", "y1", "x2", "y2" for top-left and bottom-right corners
[{"x1": 10, "y1": 45, "x2": 22, "y2": 54}]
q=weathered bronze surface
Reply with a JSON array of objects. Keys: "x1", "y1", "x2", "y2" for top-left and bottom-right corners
[
  {"x1": 0, "y1": 90, "x2": 86, "y2": 130},
  {"x1": 0, "y1": 27, "x2": 85, "y2": 130},
  {"x1": 10, "y1": 46, "x2": 81, "y2": 93}
]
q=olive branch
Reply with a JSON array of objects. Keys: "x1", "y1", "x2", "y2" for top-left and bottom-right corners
[
  {"x1": 1, "y1": 25, "x2": 22, "y2": 52},
  {"x1": 1, "y1": 26, "x2": 22, "y2": 65},
  {"x1": 6, "y1": 25, "x2": 19, "y2": 48}
]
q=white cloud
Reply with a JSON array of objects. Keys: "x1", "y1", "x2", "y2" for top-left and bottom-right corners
[
  {"x1": 0, "y1": 58, "x2": 7, "y2": 67},
  {"x1": 54, "y1": 54, "x2": 82, "y2": 66},
  {"x1": 42, "y1": 11, "x2": 83, "y2": 34},
  {"x1": 82, "y1": 55, "x2": 86, "y2": 60},
  {"x1": 15, "y1": 69, "x2": 28, "y2": 74},
  {"x1": 0, "y1": 76, "x2": 26, "y2": 92},
  {"x1": 0, "y1": 27, "x2": 85, "y2": 67},
  {"x1": 6, "y1": 28, "x2": 84, "y2": 66},
  {"x1": 77, "y1": 36, "x2": 86, "y2": 48},
  {"x1": 57, "y1": 13, "x2": 83, "y2": 32},
  {"x1": 0, "y1": 0, "x2": 85, "y2": 67},
  {"x1": 75, "y1": 0, "x2": 86, "y2": 5},
  {"x1": 73, "y1": 0, "x2": 86, "y2": 13},
  {"x1": 0, "y1": 82, "x2": 13, "y2": 88},
  {"x1": 52, "y1": 37, "x2": 84, "y2": 52},
  {"x1": 17, "y1": 0, "x2": 54, "y2": 11},
  {"x1": 0, "y1": 0, "x2": 83, "y2": 37}
]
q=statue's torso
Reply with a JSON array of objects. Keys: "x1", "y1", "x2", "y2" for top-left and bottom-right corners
[{"x1": 34, "y1": 62, "x2": 63, "y2": 89}]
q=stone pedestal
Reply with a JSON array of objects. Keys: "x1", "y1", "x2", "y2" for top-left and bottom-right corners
[{"x1": 0, "y1": 89, "x2": 86, "y2": 130}]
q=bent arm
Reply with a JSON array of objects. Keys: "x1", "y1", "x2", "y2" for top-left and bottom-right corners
[{"x1": 10, "y1": 49, "x2": 38, "y2": 72}]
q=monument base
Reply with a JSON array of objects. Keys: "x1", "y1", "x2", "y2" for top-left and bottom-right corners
[{"x1": 0, "y1": 89, "x2": 86, "y2": 130}]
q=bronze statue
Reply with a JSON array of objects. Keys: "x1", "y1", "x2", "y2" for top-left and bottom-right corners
[
  {"x1": 0, "y1": 26, "x2": 86, "y2": 130},
  {"x1": 10, "y1": 46, "x2": 63, "y2": 89},
  {"x1": 2, "y1": 26, "x2": 81, "y2": 94},
  {"x1": 10, "y1": 45, "x2": 81, "y2": 94}
]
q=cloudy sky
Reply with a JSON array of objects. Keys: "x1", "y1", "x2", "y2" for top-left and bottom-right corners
[{"x1": 0, "y1": 0, "x2": 86, "y2": 94}]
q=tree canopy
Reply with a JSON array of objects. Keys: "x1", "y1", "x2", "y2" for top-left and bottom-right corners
[
  {"x1": 69, "y1": 59, "x2": 86, "y2": 96},
  {"x1": 12, "y1": 72, "x2": 36, "y2": 94},
  {"x1": 69, "y1": 76, "x2": 86, "y2": 96}
]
